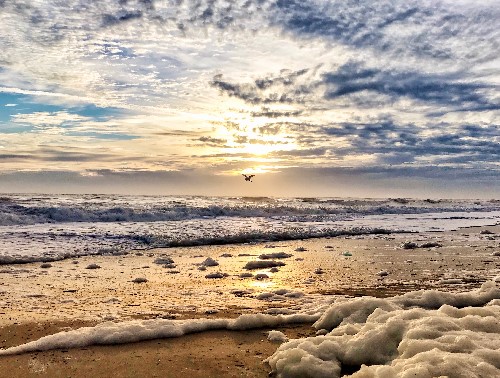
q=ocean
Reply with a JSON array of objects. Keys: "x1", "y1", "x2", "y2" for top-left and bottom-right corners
[{"x1": 1, "y1": 194, "x2": 499, "y2": 264}]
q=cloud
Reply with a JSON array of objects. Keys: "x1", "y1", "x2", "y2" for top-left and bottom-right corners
[
  {"x1": 322, "y1": 62, "x2": 498, "y2": 112},
  {"x1": 210, "y1": 68, "x2": 315, "y2": 105},
  {"x1": 209, "y1": 56, "x2": 498, "y2": 123},
  {"x1": 269, "y1": 147, "x2": 328, "y2": 158},
  {"x1": 11, "y1": 111, "x2": 91, "y2": 127},
  {"x1": 102, "y1": 10, "x2": 144, "y2": 27},
  {"x1": 210, "y1": 74, "x2": 298, "y2": 105},
  {"x1": 36, "y1": 149, "x2": 118, "y2": 163},
  {"x1": 0, "y1": 87, "x2": 93, "y2": 105},
  {"x1": 272, "y1": 0, "x2": 500, "y2": 62},
  {"x1": 251, "y1": 108, "x2": 303, "y2": 118},
  {"x1": 154, "y1": 130, "x2": 204, "y2": 137},
  {"x1": 254, "y1": 124, "x2": 282, "y2": 135},
  {"x1": 316, "y1": 117, "x2": 500, "y2": 167},
  {"x1": 196, "y1": 136, "x2": 227, "y2": 146},
  {"x1": 0, "y1": 154, "x2": 31, "y2": 160}
]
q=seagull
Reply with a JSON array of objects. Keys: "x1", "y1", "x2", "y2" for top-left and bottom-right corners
[{"x1": 242, "y1": 174, "x2": 255, "y2": 182}]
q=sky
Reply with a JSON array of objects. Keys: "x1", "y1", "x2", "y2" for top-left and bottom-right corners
[{"x1": 0, "y1": 0, "x2": 498, "y2": 198}]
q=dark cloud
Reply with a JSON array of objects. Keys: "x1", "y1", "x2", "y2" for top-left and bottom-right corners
[
  {"x1": 461, "y1": 124, "x2": 499, "y2": 138},
  {"x1": 417, "y1": 134, "x2": 499, "y2": 157},
  {"x1": 274, "y1": 0, "x2": 399, "y2": 47},
  {"x1": 317, "y1": 118, "x2": 500, "y2": 166},
  {"x1": 278, "y1": 165, "x2": 499, "y2": 185},
  {"x1": 0, "y1": 154, "x2": 31, "y2": 160},
  {"x1": 143, "y1": 0, "x2": 273, "y2": 31},
  {"x1": 254, "y1": 68, "x2": 309, "y2": 89},
  {"x1": 377, "y1": 152, "x2": 416, "y2": 166},
  {"x1": 40, "y1": 152, "x2": 117, "y2": 162},
  {"x1": 86, "y1": 168, "x2": 185, "y2": 177},
  {"x1": 6, "y1": 0, "x2": 262, "y2": 37},
  {"x1": 197, "y1": 136, "x2": 227, "y2": 146},
  {"x1": 12, "y1": 0, "x2": 499, "y2": 66},
  {"x1": 233, "y1": 134, "x2": 248, "y2": 144},
  {"x1": 210, "y1": 68, "x2": 313, "y2": 105},
  {"x1": 18, "y1": 0, "x2": 491, "y2": 64},
  {"x1": 178, "y1": 0, "x2": 236, "y2": 29},
  {"x1": 251, "y1": 108, "x2": 303, "y2": 118},
  {"x1": 30, "y1": 147, "x2": 123, "y2": 163},
  {"x1": 254, "y1": 124, "x2": 282, "y2": 135},
  {"x1": 212, "y1": 60, "x2": 497, "y2": 113},
  {"x1": 65, "y1": 131, "x2": 139, "y2": 141},
  {"x1": 230, "y1": 134, "x2": 288, "y2": 145},
  {"x1": 102, "y1": 10, "x2": 143, "y2": 26},
  {"x1": 272, "y1": 0, "x2": 499, "y2": 61},
  {"x1": 211, "y1": 120, "x2": 242, "y2": 131},
  {"x1": 154, "y1": 130, "x2": 203, "y2": 136},
  {"x1": 323, "y1": 118, "x2": 399, "y2": 139},
  {"x1": 269, "y1": 147, "x2": 328, "y2": 158},
  {"x1": 322, "y1": 62, "x2": 498, "y2": 111},
  {"x1": 193, "y1": 152, "x2": 256, "y2": 159}
]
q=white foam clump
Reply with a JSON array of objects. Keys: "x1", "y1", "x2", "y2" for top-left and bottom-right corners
[
  {"x1": 256, "y1": 289, "x2": 305, "y2": 301},
  {"x1": 268, "y1": 330, "x2": 288, "y2": 343},
  {"x1": 438, "y1": 278, "x2": 463, "y2": 285},
  {"x1": 200, "y1": 257, "x2": 219, "y2": 267},
  {"x1": 0, "y1": 313, "x2": 320, "y2": 356},
  {"x1": 267, "y1": 282, "x2": 500, "y2": 378}
]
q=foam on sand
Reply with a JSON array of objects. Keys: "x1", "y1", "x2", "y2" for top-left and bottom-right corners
[
  {"x1": 268, "y1": 330, "x2": 288, "y2": 343},
  {"x1": 266, "y1": 282, "x2": 500, "y2": 378},
  {"x1": 0, "y1": 313, "x2": 320, "y2": 356},
  {"x1": 1, "y1": 282, "x2": 499, "y2": 378}
]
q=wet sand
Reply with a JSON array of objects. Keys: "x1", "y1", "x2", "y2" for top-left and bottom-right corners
[
  {"x1": 0, "y1": 320, "x2": 315, "y2": 378},
  {"x1": 0, "y1": 224, "x2": 499, "y2": 377}
]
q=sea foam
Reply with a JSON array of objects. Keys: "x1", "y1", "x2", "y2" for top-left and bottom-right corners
[{"x1": 267, "y1": 281, "x2": 500, "y2": 377}]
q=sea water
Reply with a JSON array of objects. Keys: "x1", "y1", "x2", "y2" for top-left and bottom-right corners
[{"x1": 1, "y1": 194, "x2": 499, "y2": 264}]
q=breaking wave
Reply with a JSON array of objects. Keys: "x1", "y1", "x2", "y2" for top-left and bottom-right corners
[
  {"x1": 0, "y1": 226, "x2": 394, "y2": 265},
  {"x1": 0, "y1": 194, "x2": 498, "y2": 226}
]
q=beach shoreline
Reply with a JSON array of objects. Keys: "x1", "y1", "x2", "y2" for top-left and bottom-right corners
[{"x1": 0, "y1": 224, "x2": 499, "y2": 377}]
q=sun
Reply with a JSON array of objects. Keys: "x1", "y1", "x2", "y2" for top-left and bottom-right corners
[
  {"x1": 242, "y1": 142, "x2": 277, "y2": 156},
  {"x1": 240, "y1": 127, "x2": 295, "y2": 156}
]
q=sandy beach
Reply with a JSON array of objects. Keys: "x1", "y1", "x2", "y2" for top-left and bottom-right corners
[{"x1": 0, "y1": 224, "x2": 498, "y2": 377}]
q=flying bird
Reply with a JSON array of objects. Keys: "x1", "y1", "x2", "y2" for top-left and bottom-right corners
[{"x1": 242, "y1": 174, "x2": 255, "y2": 182}]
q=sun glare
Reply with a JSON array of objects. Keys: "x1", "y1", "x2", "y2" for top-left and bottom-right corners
[
  {"x1": 242, "y1": 142, "x2": 276, "y2": 156},
  {"x1": 213, "y1": 112, "x2": 296, "y2": 159}
]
